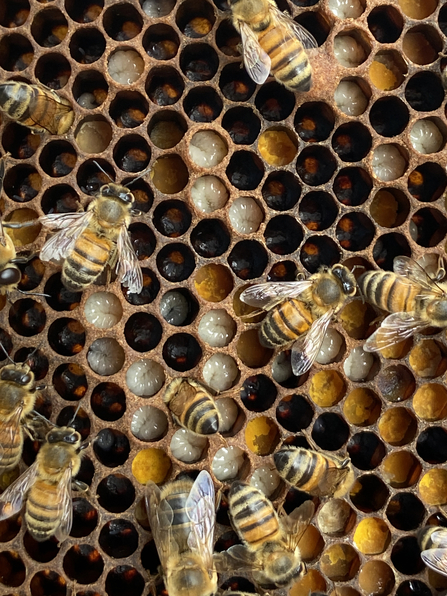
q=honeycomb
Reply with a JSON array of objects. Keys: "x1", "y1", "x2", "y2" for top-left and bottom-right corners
[{"x1": 0, "y1": 0, "x2": 447, "y2": 595}]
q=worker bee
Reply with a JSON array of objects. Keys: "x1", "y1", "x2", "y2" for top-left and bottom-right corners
[
  {"x1": 273, "y1": 446, "x2": 355, "y2": 498},
  {"x1": 229, "y1": 0, "x2": 317, "y2": 91},
  {"x1": 0, "y1": 82, "x2": 74, "y2": 135},
  {"x1": 0, "y1": 423, "x2": 87, "y2": 542},
  {"x1": 224, "y1": 481, "x2": 314, "y2": 587},
  {"x1": 145, "y1": 470, "x2": 218, "y2": 596},
  {"x1": 358, "y1": 255, "x2": 447, "y2": 352},
  {"x1": 418, "y1": 525, "x2": 447, "y2": 577},
  {"x1": 240, "y1": 264, "x2": 357, "y2": 376},
  {"x1": 164, "y1": 378, "x2": 221, "y2": 436}
]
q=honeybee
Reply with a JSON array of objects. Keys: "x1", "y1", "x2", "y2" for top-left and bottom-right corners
[
  {"x1": 0, "y1": 82, "x2": 74, "y2": 135},
  {"x1": 418, "y1": 525, "x2": 447, "y2": 577},
  {"x1": 0, "y1": 423, "x2": 87, "y2": 542},
  {"x1": 229, "y1": 0, "x2": 317, "y2": 91},
  {"x1": 240, "y1": 264, "x2": 357, "y2": 376},
  {"x1": 358, "y1": 255, "x2": 447, "y2": 352},
  {"x1": 145, "y1": 470, "x2": 218, "y2": 596},
  {"x1": 273, "y1": 446, "x2": 355, "y2": 498},
  {"x1": 223, "y1": 481, "x2": 314, "y2": 587}
]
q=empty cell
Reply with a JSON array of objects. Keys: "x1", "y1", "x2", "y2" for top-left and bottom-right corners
[
  {"x1": 162, "y1": 333, "x2": 202, "y2": 372},
  {"x1": 63, "y1": 545, "x2": 104, "y2": 584},
  {"x1": 276, "y1": 393, "x2": 314, "y2": 433},
  {"x1": 180, "y1": 43, "x2": 219, "y2": 81},
  {"x1": 300, "y1": 236, "x2": 340, "y2": 274},
  {"x1": 299, "y1": 191, "x2": 338, "y2": 231},
  {"x1": 191, "y1": 219, "x2": 230, "y2": 258},
  {"x1": 65, "y1": 0, "x2": 103, "y2": 23},
  {"x1": 176, "y1": 0, "x2": 215, "y2": 38},
  {"x1": 369, "y1": 97, "x2": 409, "y2": 137},
  {"x1": 184, "y1": 87, "x2": 222, "y2": 122},
  {"x1": 157, "y1": 243, "x2": 195, "y2": 282},
  {"x1": 219, "y1": 62, "x2": 256, "y2": 102},
  {"x1": 332, "y1": 122, "x2": 372, "y2": 162},
  {"x1": 91, "y1": 382, "x2": 126, "y2": 421},
  {"x1": 405, "y1": 72, "x2": 444, "y2": 112},
  {"x1": 407, "y1": 162, "x2": 447, "y2": 202},
  {"x1": 44, "y1": 273, "x2": 81, "y2": 312},
  {"x1": 31, "y1": 8, "x2": 68, "y2": 47},
  {"x1": 9, "y1": 299, "x2": 46, "y2": 337},
  {"x1": 228, "y1": 240, "x2": 267, "y2": 280},
  {"x1": 113, "y1": 135, "x2": 150, "y2": 173},
  {"x1": 410, "y1": 207, "x2": 447, "y2": 247},
  {"x1": 386, "y1": 493, "x2": 425, "y2": 531},
  {"x1": 141, "y1": 0, "x2": 175, "y2": 18},
  {"x1": 110, "y1": 91, "x2": 148, "y2": 129},
  {"x1": 94, "y1": 428, "x2": 130, "y2": 468},
  {"x1": 154, "y1": 200, "x2": 191, "y2": 237},
  {"x1": 103, "y1": 4, "x2": 142, "y2": 41},
  {"x1": 262, "y1": 171, "x2": 301, "y2": 211},
  {"x1": 295, "y1": 101, "x2": 335, "y2": 142},
  {"x1": 255, "y1": 81, "x2": 295, "y2": 121},
  {"x1": 122, "y1": 268, "x2": 160, "y2": 306},
  {"x1": 0, "y1": 0, "x2": 30, "y2": 27},
  {"x1": 222, "y1": 107, "x2": 261, "y2": 145},
  {"x1": 146, "y1": 67, "x2": 184, "y2": 106},
  {"x1": 99, "y1": 519, "x2": 139, "y2": 558},
  {"x1": 0, "y1": 33, "x2": 34, "y2": 71},
  {"x1": 70, "y1": 28, "x2": 105, "y2": 64},
  {"x1": 296, "y1": 146, "x2": 337, "y2": 186},
  {"x1": 39, "y1": 141, "x2": 77, "y2": 177},
  {"x1": 264, "y1": 215, "x2": 303, "y2": 255}
]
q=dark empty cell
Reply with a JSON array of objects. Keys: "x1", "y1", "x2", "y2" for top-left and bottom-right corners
[
  {"x1": 396, "y1": 581, "x2": 431, "y2": 596},
  {"x1": 71, "y1": 498, "x2": 98, "y2": 538},
  {"x1": 368, "y1": 5, "x2": 403, "y2": 43},
  {"x1": 386, "y1": 493, "x2": 425, "y2": 531},
  {"x1": 17, "y1": 257, "x2": 45, "y2": 292},
  {"x1": 332, "y1": 122, "x2": 372, "y2": 162},
  {"x1": 276, "y1": 393, "x2": 314, "y2": 432},
  {"x1": 226, "y1": 151, "x2": 264, "y2": 191},
  {"x1": 219, "y1": 63, "x2": 256, "y2": 101},
  {"x1": 336, "y1": 213, "x2": 375, "y2": 251},
  {"x1": 408, "y1": 162, "x2": 447, "y2": 203},
  {"x1": 146, "y1": 67, "x2": 184, "y2": 106},
  {"x1": 294, "y1": 102, "x2": 335, "y2": 142},
  {"x1": 124, "y1": 178, "x2": 153, "y2": 213},
  {"x1": 405, "y1": 72, "x2": 444, "y2": 112},
  {"x1": 30, "y1": 571, "x2": 67, "y2": 596},
  {"x1": 105, "y1": 566, "x2": 144, "y2": 596},
  {"x1": 0, "y1": 330, "x2": 13, "y2": 361},
  {"x1": 9, "y1": 298, "x2": 46, "y2": 337},
  {"x1": 350, "y1": 474, "x2": 389, "y2": 513},
  {"x1": 140, "y1": 540, "x2": 161, "y2": 574},
  {"x1": 427, "y1": 512, "x2": 447, "y2": 527},
  {"x1": 0, "y1": 0, "x2": 30, "y2": 27},
  {"x1": 183, "y1": 86, "x2": 223, "y2": 122},
  {"x1": 78, "y1": 159, "x2": 115, "y2": 196},
  {"x1": 176, "y1": 0, "x2": 215, "y2": 37},
  {"x1": 377, "y1": 365, "x2": 415, "y2": 403},
  {"x1": 215, "y1": 530, "x2": 241, "y2": 553},
  {"x1": 294, "y1": 11, "x2": 329, "y2": 46},
  {"x1": 99, "y1": 520, "x2": 138, "y2": 558},
  {"x1": 48, "y1": 318, "x2": 85, "y2": 356},
  {"x1": 69, "y1": 28, "x2": 105, "y2": 64},
  {"x1": 143, "y1": 24, "x2": 179, "y2": 60},
  {"x1": 262, "y1": 171, "x2": 301, "y2": 211},
  {"x1": 76, "y1": 456, "x2": 95, "y2": 487},
  {"x1": 22, "y1": 435, "x2": 40, "y2": 468},
  {"x1": 113, "y1": 135, "x2": 150, "y2": 173},
  {"x1": 41, "y1": 185, "x2": 79, "y2": 214},
  {"x1": 220, "y1": 577, "x2": 257, "y2": 593},
  {"x1": 56, "y1": 406, "x2": 90, "y2": 441},
  {"x1": 44, "y1": 273, "x2": 82, "y2": 312},
  {"x1": 162, "y1": 333, "x2": 202, "y2": 372},
  {"x1": 148, "y1": 112, "x2": 186, "y2": 150},
  {"x1": 440, "y1": 4, "x2": 447, "y2": 35},
  {"x1": 124, "y1": 312, "x2": 163, "y2": 352},
  {"x1": 410, "y1": 208, "x2": 447, "y2": 247},
  {"x1": 39, "y1": 141, "x2": 77, "y2": 177},
  {"x1": 255, "y1": 82, "x2": 295, "y2": 121},
  {"x1": 23, "y1": 533, "x2": 59, "y2": 563},
  {"x1": 35, "y1": 53, "x2": 71, "y2": 89},
  {"x1": 0, "y1": 550, "x2": 25, "y2": 586},
  {"x1": 151, "y1": 155, "x2": 188, "y2": 194},
  {"x1": 4, "y1": 165, "x2": 41, "y2": 202},
  {"x1": 128, "y1": 223, "x2": 155, "y2": 261},
  {"x1": 122, "y1": 268, "x2": 160, "y2": 306},
  {"x1": 63, "y1": 544, "x2": 104, "y2": 584},
  {"x1": 241, "y1": 375, "x2": 277, "y2": 412},
  {"x1": 97, "y1": 474, "x2": 135, "y2": 513},
  {"x1": 296, "y1": 146, "x2": 337, "y2": 186},
  {"x1": 109, "y1": 92, "x2": 148, "y2": 129},
  {"x1": 103, "y1": 4, "x2": 142, "y2": 41},
  {"x1": 156, "y1": 244, "x2": 195, "y2": 282},
  {"x1": 267, "y1": 261, "x2": 298, "y2": 281},
  {"x1": 283, "y1": 488, "x2": 314, "y2": 515},
  {"x1": 94, "y1": 429, "x2": 130, "y2": 468},
  {"x1": 191, "y1": 219, "x2": 230, "y2": 258},
  {"x1": 300, "y1": 236, "x2": 340, "y2": 274},
  {"x1": 264, "y1": 215, "x2": 303, "y2": 255},
  {"x1": 373, "y1": 233, "x2": 411, "y2": 271},
  {"x1": 53, "y1": 363, "x2": 88, "y2": 401},
  {"x1": 311, "y1": 413, "x2": 349, "y2": 451},
  {"x1": 14, "y1": 347, "x2": 48, "y2": 381},
  {"x1": 369, "y1": 97, "x2": 409, "y2": 137},
  {"x1": 73, "y1": 70, "x2": 108, "y2": 109},
  {"x1": 91, "y1": 382, "x2": 126, "y2": 421},
  {"x1": 228, "y1": 240, "x2": 267, "y2": 280},
  {"x1": 391, "y1": 537, "x2": 424, "y2": 575},
  {"x1": 299, "y1": 192, "x2": 338, "y2": 231},
  {"x1": 417, "y1": 427, "x2": 447, "y2": 463},
  {"x1": 222, "y1": 107, "x2": 261, "y2": 145},
  {"x1": 65, "y1": 0, "x2": 103, "y2": 23},
  {"x1": 215, "y1": 19, "x2": 240, "y2": 57},
  {"x1": 333, "y1": 167, "x2": 372, "y2": 207},
  {"x1": 2, "y1": 122, "x2": 41, "y2": 159},
  {"x1": 180, "y1": 43, "x2": 219, "y2": 81},
  {"x1": 347, "y1": 431, "x2": 386, "y2": 470},
  {"x1": 0, "y1": 34, "x2": 34, "y2": 71},
  {"x1": 153, "y1": 200, "x2": 191, "y2": 238}
]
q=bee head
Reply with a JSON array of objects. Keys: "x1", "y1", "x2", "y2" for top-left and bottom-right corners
[
  {"x1": 100, "y1": 182, "x2": 134, "y2": 205},
  {"x1": 331, "y1": 264, "x2": 357, "y2": 296},
  {"x1": 47, "y1": 427, "x2": 81, "y2": 447},
  {"x1": 0, "y1": 362, "x2": 33, "y2": 386}
]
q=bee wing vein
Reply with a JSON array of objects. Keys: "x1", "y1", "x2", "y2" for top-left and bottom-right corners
[
  {"x1": 39, "y1": 211, "x2": 93, "y2": 261},
  {"x1": 116, "y1": 225, "x2": 143, "y2": 294},
  {"x1": 239, "y1": 22, "x2": 271, "y2": 84},
  {"x1": 0, "y1": 461, "x2": 39, "y2": 519},
  {"x1": 291, "y1": 309, "x2": 333, "y2": 375}
]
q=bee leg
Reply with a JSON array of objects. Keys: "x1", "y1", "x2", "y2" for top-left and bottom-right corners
[{"x1": 72, "y1": 479, "x2": 89, "y2": 492}]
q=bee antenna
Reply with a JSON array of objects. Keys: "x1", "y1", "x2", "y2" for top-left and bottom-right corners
[
  {"x1": 67, "y1": 402, "x2": 82, "y2": 428},
  {"x1": 125, "y1": 165, "x2": 152, "y2": 187},
  {"x1": 0, "y1": 341, "x2": 14, "y2": 364},
  {"x1": 93, "y1": 160, "x2": 114, "y2": 183}
]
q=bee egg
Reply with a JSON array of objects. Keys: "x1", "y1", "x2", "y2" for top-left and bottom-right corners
[
  {"x1": 77, "y1": 92, "x2": 98, "y2": 109},
  {"x1": 211, "y1": 446, "x2": 245, "y2": 481},
  {"x1": 372, "y1": 144, "x2": 406, "y2": 181},
  {"x1": 126, "y1": 359, "x2": 165, "y2": 397},
  {"x1": 334, "y1": 81, "x2": 368, "y2": 116},
  {"x1": 170, "y1": 429, "x2": 207, "y2": 463},
  {"x1": 202, "y1": 354, "x2": 239, "y2": 391},
  {"x1": 328, "y1": 0, "x2": 363, "y2": 18},
  {"x1": 159, "y1": 291, "x2": 189, "y2": 325},
  {"x1": 188, "y1": 131, "x2": 228, "y2": 168},
  {"x1": 316, "y1": 329, "x2": 344, "y2": 365},
  {"x1": 198, "y1": 309, "x2": 236, "y2": 347},
  {"x1": 131, "y1": 406, "x2": 168, "y2": 441},
  {"x1": 75, "y1": 120, "x2": 113, "y2": 153},
  {"x1": 250, "y1": 467, "x2": 281, "y2": 497},
  {"x1": 344, "y1": 346, "x2": 374, "y2": 382},
  {"x1": 87, "y1": 338, "x2": 125, "y2": 376},
  {"x1": 410, "y1": 120, "x2": 443, "y2": 154},
  {"x1": 334, "y1": 35, "x2": 366, "y2": 68},
  {"x1": 108, "y1": 50, "x2": 144, "y2": 85},
  {"x1": 271, "y1": 351, "x2": 293, "y2": 384},
  {"x1": 215, "y1": 397, "x2": 239, "y2": 433},
  {"x1": 190, "y1": 175, "x2": 229, "y2": 213},
  {"x1": 228, "y1": 197, "x2": 263, "y2": 235},
  {"x1": 84, "y1": 292, "x2": 123, "y2": 329}
]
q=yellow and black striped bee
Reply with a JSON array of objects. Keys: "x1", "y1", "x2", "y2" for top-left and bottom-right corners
[
  {"x1": 164, "y1": 378, "x2": 221, "y2": 436},
  {"x1": 240, "y1": 264, "x2": 356, "y2": 375},
  {"x1": 229, "y1": 0, "x2": 317, "y2": 91},
  {"x1": 358, "y1": 255, "x2": 447, "y2": 352},
  {"x1": 274, "y1": 446, "x2": 355, "y2": 498},
  {"x1": 224, "y1": 481, "x2": 314, "y2": 587},
  {"x1": 418, "y1": 525, "x2": 447, "y2": 577},
  {"x1": 0, "y1": 82, "x2": 74, "y2": 135}
]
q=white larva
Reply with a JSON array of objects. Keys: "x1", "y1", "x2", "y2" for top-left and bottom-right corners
[
  {"x1": 316, "y1": 328, "x2": 344, "y2": 365},
  {"x1": 87, "y1": 338, "x2": 125, "y2": 376},
  {"x1": 333, "y1": 35, "x2": 367, "y2": 68},
  {"x1": 77, "y1": 92, "x2": 98, "y2": 109},
  {"x1": 190, "y1": 175, "x2": 229, "y2": 213},
  {"x1": 75, "y1": 120, "x2": 112, "y2": 153},
  {"x1": 271, "y1": 351, "x2": 293, "y2": 384},
  {"x1": 84, "y1": 291, "x2": 123, "y2": 329},
  {"x1": 159, "y1": 291, "x2": 189, "y2": 326},
  {"x1": 202, "y1": 354, "x2": 239, "y2": 392},
  {"x1": 126, "y1": 359, "x2": 165, "y2": 397},
  {"x1": 328, "y1": 0, "x2": 364, "y2": 18},
  {"x1": 198, "y1": 309, "x2": 236, "y2": 347},
  {"x1": 334, "y1": 80, "x2": 368, "y2": 116},
  {"x1": 131, "y1": 406, "x2": 168, "y2": 441},
  {"x1": 141, "y1": 0, "x2": 175, "y2": 18},
  {"x1": 108, "y1": 50, "x2": 144, "y2": 85},
  {"x1": 211, "y1": 446, "x2": 245, "y2": 481},
  {"x1": 250, "y1": 467, "x2": 281, "y2": 497},
  {"x1": 228, "y1": 197, "x2": 264, "y2": 234},
  {"x1": 188, "y1": 131, "x2": 228, "y2": 168},
  {"x1": 170, "y1": 429, "x2": 207, "y2": 463},
  {"x1": 372, "y1": 144, "x2": 407, "y2": 181},
  {"x1": 215, "y1": 397, "x2": 239, "y2": 433},
  {"x1": 410, "y1": 120, "x2": 444, "y2": 154},
  {"x1": 343, "y1": 346, "x2": 374, "y2": 382}
]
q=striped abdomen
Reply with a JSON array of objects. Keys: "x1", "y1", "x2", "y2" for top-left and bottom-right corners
[
  {"x1": 162, "y1": 481, "x2": 194, "y2": 553},
  {"x1": 25, "y1": 479, "x2": 62, "y2": 541},
  {"x1": 62, "y1": 228, "x2": 113, "y2": 291},
  {"x1": 260, "y1": 298, "x2": 313, "y2": 347},
  {"x1": 0, "y1": 421, "x2": 23, "y2": 472},
  {"x1": 229, "y1": 482, "x2": 280, "y2": 548},
  {"x1": 179, "y1": 391, "x2": 219, "y2": 435},
  {"x1": 274, "y1": 447, "x2": 336, "y2": 494},
  {"x1": 358, "y1": 271, "x2": 421, "y2": 314}
]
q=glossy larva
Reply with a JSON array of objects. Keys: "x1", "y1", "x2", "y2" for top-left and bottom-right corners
[
  {"x1": 316, "y1": 328, "x2": 344, "y2": 365},
  {"x1": 328, "y1": 0, "x2": 364, "y2": 18},
  {"x1": 250, "y1": 467, "x2": 281, "y2": 497},
  {"x1": 344, "y1": 346, "x2": 374, "y2": 382},
  {"x1": 211, "y1": 446, "x2": 245, "y2": 481},
  {"x1": 190, "y1": 176, "x2": 229, "y2": 213},
  {"x1": 84, "y1": 291, "x2": 123, "y2": 329},
  {"x1": 198, "y1": 309, "x2": 236, "y2": 347},
  {"x1": 271, "y1": 351, "x2": 293, "y2": 384},
  {"x1": 228, "y1": 197, "x2": 264, "y2": 234},
  {"x1": 372, "y1": 144, "x2": 406, "y2": 181},
  {"x1": 202, "y1": 354, "x2": 239, "y2": 392},
  {"x1": 334, "y1": 35, "x2": 366, "y2": 67},
  {"x1": 108, "y1": 50, "x2": 144, "y2": 85},
  {"x1": 87, "y1": 338, "x2": 125, "y2": 376},
  {"x1": 334, "y1": 80, "x2": 368, "y2": 116},
  {"x1": 410, "y1": 120, "x2": 444, "y2": 154},
  {"x1": 131, "y1": 406, "x2": 168, "y2": 441},
  {"x1": 188, "y1": 131, "x2": 228, "y2": 168},
  {"x1": 215, "y1": 397, "x2": 239, "y2": 433},
  {"x1": 159, "y1": 291, "x2": 189, "y2": 326},
  {"x1": 126, "y1": 359, "x2": 165, "y2": 397},
  {"x1": 77, "y1": 92, "x2": 98, "y2": 109},
  {"x1": 141, "y1": 0, "x2": 175, "y2": 18},
  {"x1": 170, "y1": 429, "x2": 207, "y2": 463}
]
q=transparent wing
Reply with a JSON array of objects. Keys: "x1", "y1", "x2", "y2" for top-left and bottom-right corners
[
  {"x1": 291, "y1": 309, "x2": 333, "y2": 376},
  {"x1": 39, "y1": 211, "x2": 93, "y2": 262},
  {"x1": 279, "y1": 500, "x2": 314, "y2": 550},
  {"x1": 421, "y1": 548, "x2": 447, "y2": 576},
  {"x1": 430, "y1": 528, "x2": 447, "y2": 548},
  {"x1": 239, "y1": 22, "x2": 271, "y2": 84},
  {"x1": 186, "y1": 470, "x2": 216, "y2": 572},
  {"x1": 0, "y1": 462, "x2": 39, "y2": 520},
  {"x1": 274, "y1": 7, "x2": 318, "y2": 49},
  {"x1": 146, "y1": 481, "x2": 174, "y2": 575},
  {"x1": 364, "y1": 312, "x2": 429, "y2": 352},
  {"x1": 240, "y1": 280, "x2": 313, "y2": 309},
  {"x1": 53, "y1": 465, "x2": 73, "y2": 543},
  {"x1": 0, "y1": 405, "x2": 23, "y2": 470},
  {"x1": 220, "y1": 544, "x2": 261, "y2": 571},
  {"x1": 116, "y1": 225, "x2": 143, "y2": 294},
  {"x1": 393, "y1": 256, "x2": 444, "y2": 295}
]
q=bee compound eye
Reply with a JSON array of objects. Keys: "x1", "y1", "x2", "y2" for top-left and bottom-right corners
[
  {"x1": 0, "y1": 267, "x2": 21, "y2": 286},
  {"x1": 20, "y1": 373, "x2": 32, "y2": 384}
]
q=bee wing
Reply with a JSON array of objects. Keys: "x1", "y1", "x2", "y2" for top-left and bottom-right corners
[
  {"x1": 0, "y1": 461, "x2": 39, "y2": 520},
  {"x1": 273, "y1": 7, "x2": 318, "y2": 49},
  {"x1": 0, "y1": 404, "x2": 23, "y2": 469},
  {"x1": 240, "y1": 280, "x2": 313, "y2": 309},
  {"x1": 363, "y1": 312, "x2": 430, "y2": 353},
  {"x1": 186, "y1": 470, "x2": 216, "y2": 572},
  {"x1": 421, "y1": 548, "x2": 447, "y2": 576},
  {"x1": 430, "y1": 528, "x2": 447, "y2": 548},
  {"x1": 393, "y1": 256, "x2": 444, "y2": 295},
  {"x1": 279, "y1": 500, "x2": 314, "y2": 549},
  {"x1": 239, "y1": 21, "x2": 271, "y2": 85},
  {"x1": 146, "y1": 481, "x2": 175, "y2": 575},
  {"x1": 39, "y1": 211, "x2": 93, "y2": 262},
  {"x1": 54, "y1": 465, "x2": 74, "y2": 543},
  {"x1": 290, "y1": 309, "x2": 333, "y2": 376},
  {"x1": 220, "y1": 544, "x2": 261, "y2": 571},
  {"x1": 116, "y1": 225, "x2": 143, "y2": 295}
]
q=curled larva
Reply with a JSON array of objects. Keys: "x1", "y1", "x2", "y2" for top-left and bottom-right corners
[
  {"x1": 410, "y1": 120, "x2": 444, "y2": 154},
  {"x1": 328, "y1": 0, "x2": 364, "y2": 18},
  {"x1": 228, "y1": 197, "x2": 264, "y2": 234},
  {"x1": 87, "y1": 338, "x2": 125, "y2": 376},
  {"x1": 271, "y1": 351, "x2": 293, "y2": 384},
  {"x1": 77, "y1": 92, "x2": 98, "y2": 109},
  {"x1": 334, "y1": 35, "x2": 366, "y2": 67},
  {"x1": 75, "y1": 120, "x2": 112, "y2": 153},
  {"x1": 211, "y1": 446, "x2": 245, "y2": 481},
  {"x1": 159, "y1": 291, "x2": 189, "y2": 326},
  {"x1": 316, "y1": 328, "x2": 344, "y2": 365},
  {"x1": 344, "y1": 346, "x2": 374, "y2": 382},
  {"x1": 372, "y1": 144, "x2": 407, "y2": 181},
  {"x1": 108, "y1": 50, "x2": 144, "y2": 85},
  {"x1": 170, "y1": 429, "x2": 207, "y2": 463},
  {"x1": 126, "y1": 359, "x2": 165, "y2": 397},
  {"x1": 334, "y1": 80, "x2": 368, "y2": 116},
  {"x1": 141, "y1": 0, "x2": 175, "y2": 18},
  {"x1": 131, "y1": 406, "x2": 168, "y2": 441},
  {"x1": 84, "y1": 292, "x2": 123, "y2": 329},
  {"x1": 198, "y1": 309, "x2": 236, "y2": 347},
  {"x1": 190, "y1": 176, "x2": 229, "y2": 213},
  {"x1": 250, "y1": 467, "x2": 281, "y2": 497},
  {"x1": 188, "y1": 131, "x2": 228, "y2": 168},
  {"x1": 202, "y1": 354, "x2": 239, "y2": 392},
  {"x1": 215, "y1": 397, "x2": 239, "y2": 433}
]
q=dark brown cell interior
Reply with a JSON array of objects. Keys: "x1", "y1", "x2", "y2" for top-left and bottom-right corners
[
  {"x1": 30, "y1": 570, "x2": 67, "y2": 596},
  {"x1": 222, "y1": 106, "x2": 261, "y2": 145},
  {"x1": 0, "y1": 33, "x2": 34, "y2": 71},
  {"x1": 122, "y1": 268, "x2": 160, "y2": 305},
  {"x1": 332, "y1": 122, "x2": 372, "y2": 162},
  {"x1": 299, "y1": 191, "x2": 338, "y2": 230},
  {"x1": 369, "y1": 96, "x2": 409, "y2": 137},
  {"x1": 153, "y1": 200, "x2": 191, "y2": 238},
  {"x1": 295, "y1": 101, "x2": 335, "y2": 142},
  {"x1": 333, "y1": 166, "x2": 372, "y2": 206},
  {"x1": 264, "y1": 214, "x2": 303, "y2": 255},
  {"x1": 180, "y1": 42, "x2": 219, "y2": 81},
  {"x1": 47, "y1": 317, "x2": 86, "y2": 356},
  {"x1": 411, "y1": 207, "x2": 447, "y2": 247},
  {"x1": 0, "y1": 0, "x2": 30, "y2": 28},
  {"x1": 300, "y1": 236, "x2": 341, "y2": 273},
  {"x1": 8, "y1": 297, "x2": 46, "y2": 337},
  {"x1": 71, "y1": 498, "x2": 98, "y2": 538},
  {"x1": 162, "y1": 332, "x2": 202, "y2": 371},
  {"x1": 113, "y1": 135, "x2": 151, "y2": 173},
  {"x1": 69, "y1": 28, "x2": 106, "y2": 65},
  {"x1": 156, "y1": 243, "x2": 195, "y2": 282},
  {"x1": 227, "y1": 150, "x2": 264, "y2": 191},
  {"x1": 183, "y1": 85, "x2": 223, "y2": 122},
  {"x1": 0, "y1": 550, "x2": 26, "y2": 586},
  {"x1": 386, "y1": 493, "x2": 425, "y2": 531},
  {"x1": 4, "y1": 164, "x2": 41, "y2": 202},
  {"x1": 44, "y1": 273, "x2": 82, "y2": 312},
  {"x1": 347, "y1": 431, "x2": 386, "y2": 470},
  {"x1": 93, "y1": 428, "x2": 131, "y2": 468},
  {"x1": 405, "y1": 72, "x2": 444, "y2": 111},
  {"x1": 146, "y1": 67, "x2": 184, "y2": 106},
  {"x1": 267, "y1": 260, "x2": 298, "y2": 282},
  {"x1": 228, "y1": 239, "x2": 268, "y2": 280},
  {"x1": 143, "y1": 24, "x2": 179, "y2": 61},
  {"x1": 350, "y1": 474, "x2": 390, "y2": 513},
  {"x1": 53, "y1": 362, "x2": 88, "y2": 401},
  {"x1": 255, "y1": 82, "x2": 295, "y2": 121},
  {"x1": 23, "y1": 533, "x2": 60, "y2": 563},
  {"x1": 124, "y1": 312, "x2": 163, "y2": 352},
  {"x1": 14, "y1": 345, "x2": 48, "y2": 379},
  {"x1": 105, "y1": 566, "x2": 144, "y2": 596},
  {"x1": 63, "y1": 544, "x2": 104, "y2": 584},
  {"x1": 109, "y1": 91, "x2": 148, "y2": 129},
  {"x1": 96, "y1": 474, "x2": 135, "y2": 513},
  {"x1": 103, "y1": 3, "x2": 143, "y2": 41},
  {"x1": 65, "y1": 0, "x2": 104, "y2": 23},
  {"x1": 368, "y1": 5, "x2": 403, "y2": 43},
  {"x1": 128, "y1": 222, "x2": 156, "y2": 260},
  {"x1": 35, "y1": 52, "x2": 71, "y2": 89},
  {"x1": 175, "y1": 0, "x2": 215, "y2": 38},
  {"x1": 77, "y1": 159, "x2": 116, "y2": 196},
  {"x1": 2, "y1": 122, "x2": 41, "y2": 159},
  {"x1": 373, "y1": 232, "x2": 411, "y2": 270},
  {"x1": 31, "y1": 8, "x2": 68, "y2": 48},
  {"x1": 98, "y1": 519, "x2": 139, "y2": 558},
  {"x1": 39, "y1": 141, "x2": 77, "y2": 177},
  {"x1": 408, "y1": 162, "x2": 447, "y2": 202},
  {"x1": 73, "y1": 70, "x2": 108, "y2": 108}
]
